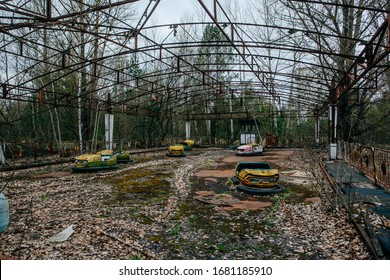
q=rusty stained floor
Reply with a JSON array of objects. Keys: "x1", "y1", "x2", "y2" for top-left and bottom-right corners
[{"x1": 192, "y1": 149, "x2": 308, "y2": 211}]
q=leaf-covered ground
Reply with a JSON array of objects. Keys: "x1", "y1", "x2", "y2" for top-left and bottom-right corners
[{"x1": 0, "y1": 148, "x2": 370, "y2": 260}]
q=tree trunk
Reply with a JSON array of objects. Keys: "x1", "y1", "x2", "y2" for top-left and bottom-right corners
[{"x1": 77, "y1": 0, "x2": 86, "y2": 153}]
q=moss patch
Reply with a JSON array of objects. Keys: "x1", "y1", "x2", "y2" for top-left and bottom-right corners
[
  {"x1": 105, "y1": 168, "x2": 173, "y2": 206},
  {"x1": 279, "y1": 183, "x2": 319, "y2": 204}
]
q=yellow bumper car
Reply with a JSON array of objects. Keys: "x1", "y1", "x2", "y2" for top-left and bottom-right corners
[
  {"x1": 232, "y1": 162, "x2": 282, "y2": 195},
  {"x1": 72, "y1": 153, "x2": 119, "y2": 172},
  {"x1": 166, "y1": 144, "x2": 186, "y2": 157}
]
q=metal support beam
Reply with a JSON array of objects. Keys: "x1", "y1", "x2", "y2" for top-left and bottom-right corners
[
  {"x1": 1, "y1": 0, "x2": 142, "y2": 31},
  {"x1": 335, "y1": 15, "x2": 390, "y2": 101},
  {"x1": 214, "y1": 0, "x2": 217, "y2": 21},
  {"x1": 46, "y1": 0, "x2": 52, "y2": 19},
  {"x1": 186, "y1": 112, "x2": 252, "y2": 121},
  {"x1": 197, "y1": 0, "x2": 277, "y2": 102}
]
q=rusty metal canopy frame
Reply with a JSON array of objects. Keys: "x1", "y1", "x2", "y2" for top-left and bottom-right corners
[{"x1": 0, "y1": 0, "x2": 389, "y2": 125}]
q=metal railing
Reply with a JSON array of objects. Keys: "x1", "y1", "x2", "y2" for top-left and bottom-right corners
[{"x1": 338, "y1": 141, "x2": 390, "y2": 190}]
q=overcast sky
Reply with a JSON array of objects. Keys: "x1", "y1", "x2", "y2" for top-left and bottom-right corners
[
  {"x1": 133, "y1": 0, "x2": 249, "y2": 40},
  {"x1": 154, "y1": 0, "x2": 198, "y2": 24},
  {"x1": 134, "y1": 0, "x2": 199, "y2": 26},
  {"x1": 142, "y1": 0, "x2": 250, "y2": 26}
]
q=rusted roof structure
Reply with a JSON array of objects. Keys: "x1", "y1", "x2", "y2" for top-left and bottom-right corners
[{"x1": 0, "y1": 0, "x2": 389, "y2": 124}]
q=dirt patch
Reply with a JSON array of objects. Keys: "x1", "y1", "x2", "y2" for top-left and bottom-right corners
[
  {"x1": 280, "y1": 170, "x2": 312, "y2": 185},
  {"x1": 34, "y1": 171, "x2": 72, "y2": 178},
  {"x1": 222, "y1": 155, "x2": 265, "y2": 163},
  {"x1": 221, "y1": 149, "x2": 294, "y2": 165},
  {"x1": 194, "y1": 191, "x2": 241, "y2": 206},
  {"x1": 194, "y1": 191, "x2": 272, "y2": 211},
  {"x1": 223, "y1": 200, "x2": 272, "y2": 211},
  {"x1": 305, "y1": 197, "x2": 321, "y2": 204},
  {"x1": 194, "y1": 169, "x2": 234, "y2": 178}
]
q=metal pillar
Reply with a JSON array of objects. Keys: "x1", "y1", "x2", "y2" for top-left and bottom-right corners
[
  {"x1": 185, "y1": 121, "x2": 191, "y2": 140},
  {"x1": 328, "y1": 104, "x2": 338, "y2": 160},
  {"x1": 315, "y1": 115, "x2": 320, "y2": 145},
  {"x1": 105, "y1": 114, "x2": 114, "y2": 150},
  {"x1": 0, "y1": 142, "x2": 6, "y2": 165}
]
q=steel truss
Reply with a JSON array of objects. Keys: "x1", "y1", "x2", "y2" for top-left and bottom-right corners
[{"x1": 0, "y1": 0, "x2": 388, "y2": 126}]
